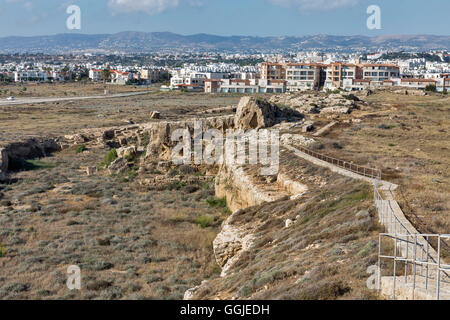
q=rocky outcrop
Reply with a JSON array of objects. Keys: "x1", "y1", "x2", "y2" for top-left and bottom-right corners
[
  {"x1": 149, "y1": 111, "x2": 161, "y2": 119},
  {"x1": 280, "y1": 133, "x2": 316, "y2": 147},
  {"x1": 108, "y1": 157, "x2": 129, "y2": 175},
  {"x1": 0, "y1": 139, "x2": 60, "y2": 180},
  {"x1": 234, "y1": 97, "x2": 303, "y2": 130},
  {"x1": 0, "y1": 148, "x2": 8, "y2": 182},
  {"x1": 269, "y1": 92, "x2": 361, "y2": 114},
  {"x1": 144, "y1": 116, "x2": 234, "y2": 161},
  {"x1": 320, "y1": 106, "x2": 351, "y2": 114},
  {"x1": 211, "y1": 162, "x2": 308, "y2": 279},
  {"x1": 215, "y1": 164, "x2": 289, "y2": 213},
  {"x1": 117, "y1": 146, "x2": 137, "y2": 159},
  {"x1": 213, "y1": 217, "x2": 258, "y2": 277}
]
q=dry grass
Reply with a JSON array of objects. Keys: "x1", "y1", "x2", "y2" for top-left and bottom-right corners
[
  {"x1": 0, "y1": 144, "x2": 228, "y2": 300},
  {"x1": 299, "y1": 91, "x2": 450, "y2": 257},
  {"x1": 0, "y1": 82, "x2": 147, "y2": 98},
  {"x1": 193, "y1": 173, "x2": 383, "y2": 300},
  {"x1": 0, "y1": 84, "x2": 240, "y2": 143}
]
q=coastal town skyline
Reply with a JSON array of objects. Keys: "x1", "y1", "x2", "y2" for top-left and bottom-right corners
[{"x1": 0, "y1": 0, "x2": 449, "y2": 37}]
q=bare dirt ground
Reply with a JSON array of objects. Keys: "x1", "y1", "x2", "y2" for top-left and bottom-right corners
[
  {"x1": 0, "y1": 82, "x2": 149, "y2": 99},
  {"x1": 0, "y1": 90, "x2": 240, "y2": 143}
]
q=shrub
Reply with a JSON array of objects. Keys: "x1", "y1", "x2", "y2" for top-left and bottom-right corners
[
  {"x1": 0, "y1": 243, "x2": 7, "y2": 258},
  {"x1": 100, "y1": 149, "x2": 118, "y2": 167},
  {"x1": 377, "y1": 124, "x2": 395, "y2": 130},
  {"x1": 2, "y1": 282, "x2": 29, "y2": 293},
  {"x1": 206, "y1": 197, "x2": 227, "y2": 208},
  {"x1": 76, "y1": 144, "x2": 87, "y2": 153},
  {"x1": 195, "y1": 215, "x2": 214, "y2": 229},
  {"x1": 425, "y1": 84, "x2": 436, "y2": 92},
  {"x1": 144, "y1": 275, "x2": 163, "y2": 284}
]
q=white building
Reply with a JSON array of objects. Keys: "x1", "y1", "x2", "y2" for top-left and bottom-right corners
[
  {"x1": 89, "y1": 69, "x2": 103, "y2": 81},
  {"x1": 110, "y1": 70, "x2": 133, "y2": 85},
  {"x1": 14, "y1": 71, "x2": 48, "y2": 82},
  {"x1": 204, "y1": 79, "x2": 286, "y2": 94},
  {"x1": 170, "y1": 68, "x2": 229, "y2": 89}
]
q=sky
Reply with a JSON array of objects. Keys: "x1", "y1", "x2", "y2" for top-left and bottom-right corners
[{"x1": 0, "y1": 0, "x2": 449, "y2": 37}]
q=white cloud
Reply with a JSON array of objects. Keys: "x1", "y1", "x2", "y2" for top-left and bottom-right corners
[
  {"x1": 108, "y1": 0, "x2": 202, "y2": 15},
  {"x1": 269, "y1": 0, "x2": 360, "y2": 11}
]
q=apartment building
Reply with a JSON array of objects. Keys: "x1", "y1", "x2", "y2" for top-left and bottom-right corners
[
  {"x1": 14, "y1": 71, "x2": 48, "y2": 82},
  {"x1": 261, "y1": 62, "x2": 285, "y2": 80},
  {"x1": 361, "y1": 64, "x2": 400, "y2": 84},
  {"x1": 89, "y1": 69, "x2": 103, "y2": 81},
  {"x1": 436, "y1": 78, "x2": 450, "y2": 92},
  {"x1": 324, "y1": 62, "x2": 362, "y2": 90},
  {"x1": 139, "y1": 68, "x2": 167, "y2": 83},
  {"x1": 204, "y1": 79, "x2": 286, "y2": 94},
  {"x1": 401, "y1": 78, "x2": 437, "y2": 90},
  {"x1": 110, "y1": 70, "x2": 132, "y2": 85},
  {"x1": 261, "y1": 62, "x2": 322, "y2": 91},
  {"x1": 170, "y1": 69, "x2": 229, "y2": 89},
  {"x1": 284, "y1": 63, "x2": 322, "y2": 91},
  {"x1": 204, "y1": 79, "x2": 221, "y2": 93}
]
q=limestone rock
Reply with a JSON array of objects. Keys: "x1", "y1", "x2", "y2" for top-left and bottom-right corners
[
  {"x1": 285, "y1": 219, "x2": 294, "y2": 228},
  {"x1": 64, "y1": 134, "x2": 88, "y2": 144},
  {"x1": 356, "y1": 210, "x2": 370, "y2": 218},
  {"x1": 280, "y1": 134, "x2": 316, "y2": 147},
  {"x1": 234, "y1": 97, "x2": 302, "y2": 130},
  {"x1": 150, "y1": 111, "x2": 161, "y2": 119},
  {"x1": 108, "y1": 157, "x2": 129, "y2": 175},
  {"x1": 144, "y1": 116, "x2": 234, "y2": 161},
  {"x1": 85, "y1": 166, "x2": 97, "y2": 176},
  {"x1": 0, "y1": 148, "x2": 9, "y2": 174},
  {"x1": 117, "y1": 146, "x2": 137, "y2": 159},
  {"x1": 302, "y1": 121, "x2": 315, "y2": 133},
  {"x1": 321, "y1": 106, "x2": 351, "y2": 114}
]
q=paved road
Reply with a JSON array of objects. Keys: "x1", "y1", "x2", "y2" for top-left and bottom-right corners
[{"x1": 0, "y1": 91, "x2": 151, "y2": 106}]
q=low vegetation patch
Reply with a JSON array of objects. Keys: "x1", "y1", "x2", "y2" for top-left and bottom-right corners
[
  {"x1": 195, "y1": 215, "x2": 214, "y2": 229},
  {"x1": 76, "y1": 144, "x2": 87, "y2": 154},
  {"x1": 100, "y1": 149, "x2": 118, "y2": 167},
  {"x1": 0, "y1": 243, "x2": 7, "y2": 258}
]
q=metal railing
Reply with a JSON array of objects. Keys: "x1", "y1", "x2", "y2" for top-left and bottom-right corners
[
  {"x1": 295, "y1": 145, "x2": 382, "y2": 180},
  {"x1": 373, "y1": 177, "x2": 411, "y2": 236},
  {"x1": 374, "y1": 175, "x2": 450, "y2": 300},
  {"x1": 291, "y1": 142, "x2": 449, "y2": 299},
  {"x1": 377, "y1": 234, "x2": 450, "y2": 300}
]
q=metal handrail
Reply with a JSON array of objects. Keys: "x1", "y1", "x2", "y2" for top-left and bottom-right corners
[
  {"x1": 378, "y1": 233, "x2": 450, "y2": 300},
  {"x1": 296, "y1": 144, "x2": 382, "y2": 179},
  {"x1": 291, "y1": 142, "x2": 448, "y2": 299}
]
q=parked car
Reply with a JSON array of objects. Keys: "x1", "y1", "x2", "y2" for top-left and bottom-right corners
[{"x1": 6, "y1": 96, "x2": 15, "y2": 101}]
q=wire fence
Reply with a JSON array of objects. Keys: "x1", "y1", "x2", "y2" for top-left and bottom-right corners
[{"x1": 295, "y1": 145, "x2": 382, "y2": 180}]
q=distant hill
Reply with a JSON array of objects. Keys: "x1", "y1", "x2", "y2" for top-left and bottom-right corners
[{"x1": 0, "y1": 32, "x2": 449, "y2": 53}]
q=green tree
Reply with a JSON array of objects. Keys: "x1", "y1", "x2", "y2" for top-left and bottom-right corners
[
  {"x1": 425, "y1": 84, "x2": 437, "y2": 92},
  {"x1": 102, "y1": 68, "x2": 111, "y2": 82}
]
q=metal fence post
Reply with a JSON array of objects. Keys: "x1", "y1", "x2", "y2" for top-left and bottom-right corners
[
  {"x1": 436, "y1": 236, "x2": 441, "y2": 300},
  {"x1": 426, "y1": 237, "x2": 429, "y2": 290},
  {"x1": 393, "y1": 237, "x2": 397, "y2": 300},
  {"x1": 378, "y1": 234, "x2": 382, "y2": 294},
  {"x1": 405, "y1": 234, "x2": 409, "y2": 284},
  {"x1": 413, "y1": 234, "x2": 417, "y2": 300}
]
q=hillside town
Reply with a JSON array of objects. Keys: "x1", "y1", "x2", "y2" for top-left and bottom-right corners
[{"x1": 1, "y1": 50, "x2": 450, "y2": 94}]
